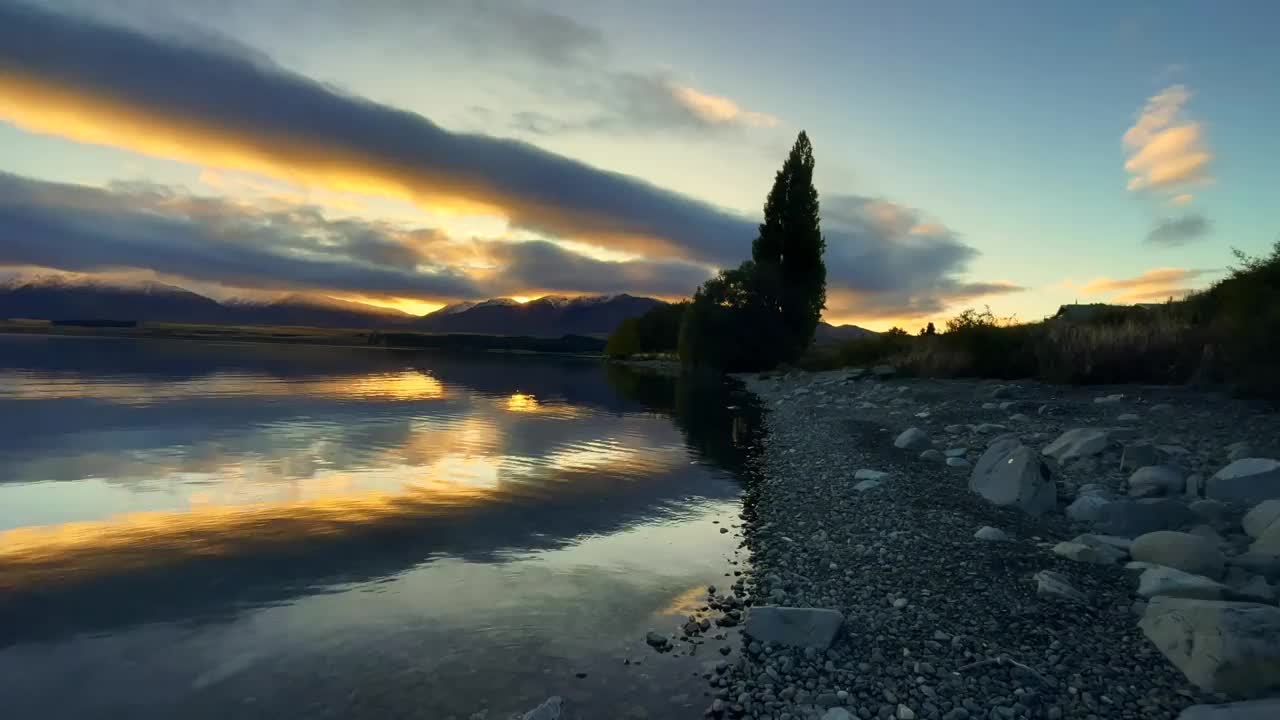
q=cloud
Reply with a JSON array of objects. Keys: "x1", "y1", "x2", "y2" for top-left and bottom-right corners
[
  {"x1": 0, "y1": 3, "x2": 1013, "y2": 322},
  {"x1": 0, "y1": 171, "x2": 715, "y2": 302},
  {"x1": 1145, "y1": 213, "x2": 1211, "y2": 246},
  {"x1": 1073, "y1": 267, "x2": 1213, "y2": 303},
  {"x1": 1123, "y1": 84, "x2": 1213, "y2": 201},
  {"x1": 0, "y1": 2, "x2": 759, "y2": 267},
  {"x1": 820, "y1": 195, "x2": 1025, "y2": 319}
]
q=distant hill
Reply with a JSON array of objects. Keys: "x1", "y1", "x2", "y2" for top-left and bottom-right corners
[
  {"x1": 413, "y1": 294, "x2": 664, "y2": 337},
  {"x1": 1, "y1": 276, "x2": 663, "y2": 336},
  {"x1": 813, "y1": 321, "x2": 879, "y2": 344}
]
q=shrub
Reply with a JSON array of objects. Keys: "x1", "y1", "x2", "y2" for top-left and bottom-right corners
[{"x1": 604, "y1": 317, "x2": 643, "y2": 358}]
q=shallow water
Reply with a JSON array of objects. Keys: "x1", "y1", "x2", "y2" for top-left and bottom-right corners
[{"x1": 0, "y1": 335, "x2": 758, "y2": 719}]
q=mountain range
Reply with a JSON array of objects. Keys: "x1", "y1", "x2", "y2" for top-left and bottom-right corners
[{"x1": 0, "y1": 276, "x2": 665, "y2": 337}]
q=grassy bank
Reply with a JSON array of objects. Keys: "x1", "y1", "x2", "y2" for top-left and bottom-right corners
[{"x1": 799, "y1": 240, "x2": 1280, "y2": 400}]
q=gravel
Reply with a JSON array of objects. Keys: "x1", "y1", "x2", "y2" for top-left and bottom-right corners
[{"x1": 695, "y1": 370, "x2": 1280, "y2": 719}]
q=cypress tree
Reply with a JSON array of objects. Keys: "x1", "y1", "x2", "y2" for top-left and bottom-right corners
[{"x1": 751, "y1": 131, "x2": 826, "y2": 360}]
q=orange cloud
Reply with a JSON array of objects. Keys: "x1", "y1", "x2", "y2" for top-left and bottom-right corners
[
  {"x1": 1072, "y1": 267, "x2": 1212, "y2": 303},
  {"x1": 672, "y1": 85, "x2": 779, "y2": 128},
  {"x1": 1122, "y1": 84, "x2": 1213, "y2": 201}
]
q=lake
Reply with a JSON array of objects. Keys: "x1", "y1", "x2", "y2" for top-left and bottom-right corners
[{"x1": 0, "y1": 335, "x2": 759, "y2": 719}]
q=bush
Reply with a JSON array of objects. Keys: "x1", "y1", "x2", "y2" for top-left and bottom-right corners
[{"x1": 604, "y1": 317, "x2": 643, "y2": 358}]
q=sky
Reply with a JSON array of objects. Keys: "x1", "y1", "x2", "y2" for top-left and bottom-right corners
[{"x1": 1, "y1": 0, "x2": 1277, "y2": 329}]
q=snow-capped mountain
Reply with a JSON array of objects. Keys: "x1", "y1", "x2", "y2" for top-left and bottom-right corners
[{"x1": 414, "y1": 294, "x2": 663, "y2": 337}]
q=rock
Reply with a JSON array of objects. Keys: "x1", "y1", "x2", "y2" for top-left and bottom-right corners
[
  {"x1": 1042, "y1": 428, "x2": 1111, "y2": 464},
  {"x1": 1229, "y1": 575, "x2": 1277, "y2": 604},
  {"x1": 975, "y1": 526, "x2": 1010, "y2": 542},
  {"x1": 1077, "y1": 483, "x2": 1114, "y2": 498},
  {"x1": 822, "y1": 709, "x2": 853, "y2": 720},
  {"x1": 1034, "y1": 570, "x2": 1088, "y2": 603},
  {"x1": 1252, "y1": 519, "x2": 1280, "y2": 556},
  {"x1": 853, "y1": 480, "x2": 882, "y2": 492},
  {"x1": 944, "y1": 447, "x2": 968, "y2": 457},
  {"x1": 1076, "y1": 533, "x2": 1134, "y2": 553},
  {"x1": 897, "y1": 705, "x2": 917, "y2": 720},
  {"x1": 854, "y1": 469, "x2": 890, "y2": 481},
  {"x1": 969, "y1": 440, "x2": 1056, "y2": 516},
  {"x1": 1227, "y1": 442, "x2": 1254, "y2": 463},
  {"x1": 1053, "y1": 540, "x2": 1125, "y2": 565},
  {"x1": 1187, "y1": 474, "x2": 1206, "y2": 498},
  {"x1": 872, "y1": 364, "x2": 895, "y2": 379},
  {"x1": 521, "y1": 697, "x2": 564, "y2": 720},
  {"x1": 1178, "y1": 699, "x2": 1280, "y2": 719},
  {"x1": 1066, "y1": 495, "x2": 1111, "y2": 523},
  {"x1": 1208, "y1": 459, "x2": 1280, "y2": 504},
  {"x1": 974, "y1": 423, "x2": 1008, "y2": 433},
  {"x1": 1009, "y1": 413, "x2": 1032, "y2": 423},
  {"x1": 1243, "y1": 500, "x2": 1280, "y2": 539},
  {"x1": 1095, "y1": 393, "x2": 1126, "y2": 404},
  {"x1": 1140, "y1": 597, "x2": 1280, "y2": 697},
  {"x1": 1118, "y1": 413, "x2": 1141, "y2": 422},
  {"x1": 1129, "y1": 465, "x2": 1186, "y2": 498},
  {"x1": 744, "y1": 606, "x2": 844, "y2": 649},
  {"x1": 946, "y1": 457, "x2": 970, "y2": 468},
  {"x1": 919, "y1": 449, "x2": 944, "y2": 462},
  {"x1": 1095, "y1": 499, "x2": 1194, "y2": 537},
  {"x1": 1230, "y1": 553, "x2": 1280, "y2": 582},
  {"x1": 895, "y1": 427, "x2": 930, "y2": 450},
  {"x1": 1138, "y1": 566, "x2": 1229, "y2": 600},
  {"x1": 1121, "y1": 443, "x2": 1160, "y2": 472},
  {"x1": 1131, "y1": 531, "x2": 1226, "y2": 578},
  {"x1": 1191, "y1": 499, "x2": 1230, "y2": 526},
  {"x1": 645, "y1": 631, "x2": 669, "y2": 650}
]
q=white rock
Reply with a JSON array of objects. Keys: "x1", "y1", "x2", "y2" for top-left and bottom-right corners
[
  {"x1": 1140, "y1": 597, "x2": 1280, "y2": 696},
  {"x1": 894, "y1": 427, "x2": 930, "y2": 450},
  {"x1": 1094, "y1": 393, "x2": 1126, "y2": 404},
  {"x1": 1053, "y1": 541, "x2": 1125, "y2": 565},
  {"x1": 946, "y1": 457, "x2": 970, "y2": 468},
  {"x1": 975, "y1": 526, "x2": 1010, "y2": 542},
  {"x1": 1138, "y1": 566, "x2": 1230, "y2": 600},
  {"x1": 897, "y1": 705, "x2": 916, "y2": 720},
  {"x1": 944, "y1": 447, "x2": 968, "y2": 458},
  {"x1": 1129, "y1": 465, "x2": 1186, "y2": 498},
  {"x1": 1074, "y1": 533, "x2": 1134, "y2": 553},
  {"x1": 969, "y1": 439, "x2": 1056, "y2": 516},
  {"x1": 1009, "y1": 413, "x2": 1032, "y2": 423},
  {"x1": 1035, "y1": 570, "x2": 1088, "y2": 603},
  {"x1": 853, "y1": 480, "x2": 881, "y2": 492},
  {"x1": 919, "y1": 449, "x2": 944, "y2": 462},
  {"x1": 1243, "y1": 500, "x2": 1280, "y2": 539},
  {"x1": 1132, "y1": 531, "x2": 1226, "y2": 579},
  {"x1": 522, "y1": 697, "x2": 564, "y2": 720},
  {"x1": 854, "y1": 469, "x2": 890, "y2": 481},
  {"x1": 1042, "y1": 428, "x2": 1111, "y2": 464},
  {"x1": 1066, "y1": 494, "x2": 1111, "y2": 523},
  {"x1": 1208, "y1": 458, "x2": 1280, "y2": 504},
  {"x1": 744, "y1": 606, "x2": 844, "y2": 649},
  {"x1": 1178, "y1": 699, "x2": 1280, "y2": 719}
]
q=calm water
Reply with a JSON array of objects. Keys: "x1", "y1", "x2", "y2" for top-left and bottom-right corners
[{"x1": 0, "y1": 335, "x2": 759, "y2": 720}]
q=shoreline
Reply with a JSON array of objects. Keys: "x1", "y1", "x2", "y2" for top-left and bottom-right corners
[{"x1": 692, "y1": 368, "x2": 1280, "y2": 719}]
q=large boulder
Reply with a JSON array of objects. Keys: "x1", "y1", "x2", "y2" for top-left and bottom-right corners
[
  {"x1": 1132, "y1": 531, "x2": 1226, "y2": 579},
  {"x1": 1207, "y1": 459, "x2": 1280, "y2": 504},
  {"x1": 894, "y1": 427, "x2": 930, "y2": 450},
  {"x1": 1251, "y1": 520, "x2": 1280, "y2": 556},
  {"x1": 1140, "y1": 597, "x2": 1280, "y2": 697},
  {"x1": 1053, "y1": 540, "x2": 1125, "y2": 565},
  {"x1": 1178, "y1": 699, "x2": 1280, "y2": 719},
  {"x1": 1095, "y1": 499, "x2": 1193, "y2": 537},
  {"x1": 969, "y1": 440, "x2": 1056, "y2": 516},
  {"x1": 1120, "y1": 442, "x2": 1160, "y2": 472},
  {"x1": 1042, "y1": 428, "x2": 1110, "y2": 464},
  {"x1": 1243, "y1": 500, "x2": 1280, "y2": 539},
  {"x1": 744, "y1": 607, "x2": 844, "y2": 649},
  {"x1": 1138, "y1": 566, "x2": 1229, "y2": 600},
  {"x1": 1129, "y1": 466, "x2": 1186, "y2": 498}
]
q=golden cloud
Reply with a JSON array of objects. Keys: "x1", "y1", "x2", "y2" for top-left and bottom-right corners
[
  {"x1": 1073, "y1": 267, "x2": 1211, "y2": 303},
  {"x1": 1122, "y1": 84, "x2": 1213, "y2": 201},
  {"x1": 672, "y1": 85, "x2": 780, "y2": 128}
]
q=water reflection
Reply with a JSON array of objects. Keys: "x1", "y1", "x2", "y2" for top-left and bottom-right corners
[{"x1": 0, "y1": 335, "x2": 759, "y2": 719}]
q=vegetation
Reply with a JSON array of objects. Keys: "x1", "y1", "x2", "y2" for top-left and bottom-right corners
[
  {"x1": 678, "y1": 131, "x2": 827, "y2": 372},
  {"x1": 800, "y1": 239, "x2": 1280, "y2": 399},
  {"x1": 604, "y1": 301, "x2": 688, "y2": 358}
]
